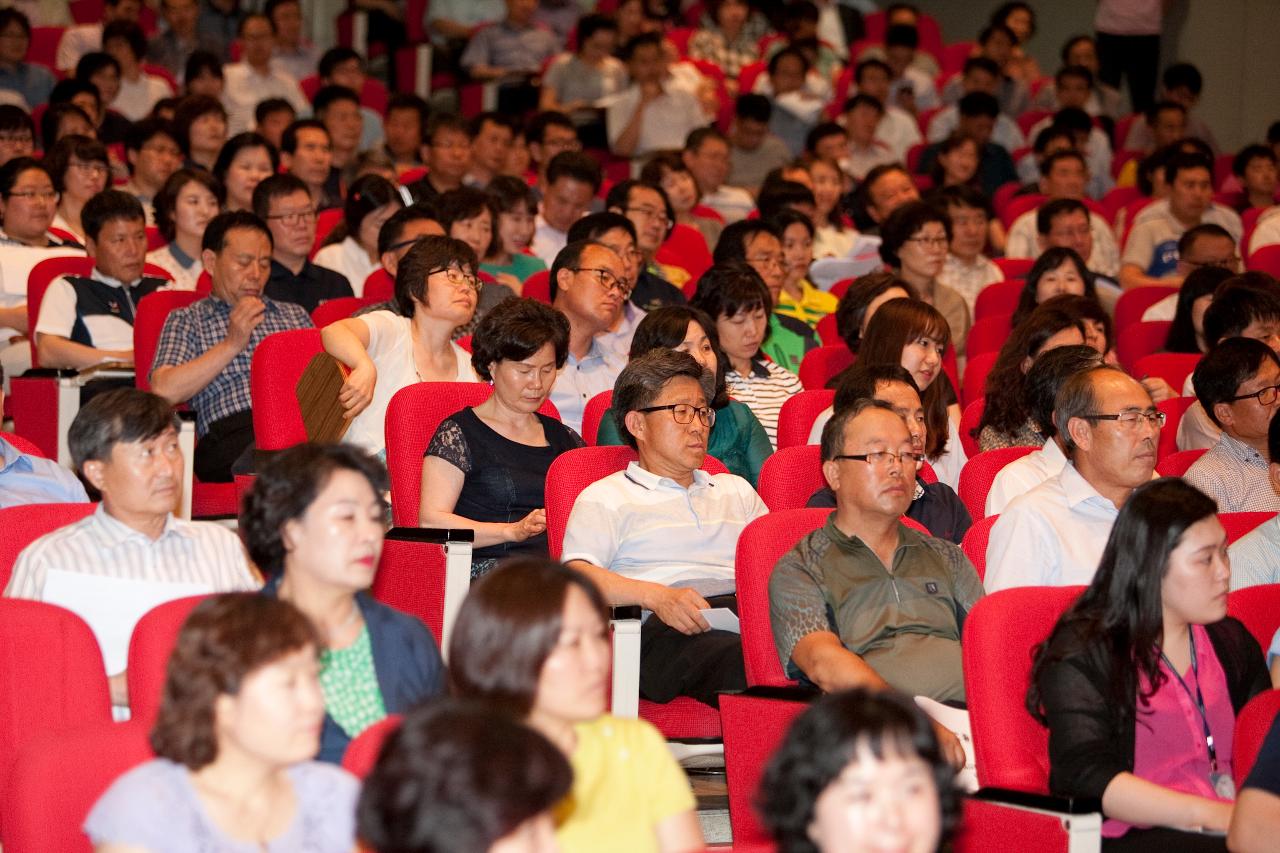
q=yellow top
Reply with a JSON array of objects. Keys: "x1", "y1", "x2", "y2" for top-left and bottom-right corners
[
  {"x1": 775, "y1": 279, "x2": 838, "y2": 328},
  {"x1": 555, "y1": 715, "x2": 697, "y2": 853}
]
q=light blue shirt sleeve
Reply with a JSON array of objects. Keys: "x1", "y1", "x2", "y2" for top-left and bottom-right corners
[{"x1": 0, "y1": 439, "x2": 89, "y2": 510}]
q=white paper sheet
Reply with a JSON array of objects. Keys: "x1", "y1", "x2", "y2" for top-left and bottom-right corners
[
  {"x1": 700, "y1": 607, "x2": 741, "y2": 634},
  {"x1": 42, "y1": 570, "x2": 212, "y2": 674},
  {"x1": 914, "y1": 695, "x2": 978, "y2": 792}
]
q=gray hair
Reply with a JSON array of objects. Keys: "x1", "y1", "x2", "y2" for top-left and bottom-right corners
[
  {"x1": 68, "y1": 388, "x2": 181, "y2": 475},
  {"x1": 820, "y1": 398, "x2": 897, "y2": 462},
  {"x1": 1053, "y1": 364, "x2": 1134, "y2": 455},
  {"x1": 612, "y1": 349, "x2": 714, "y2": 449}
]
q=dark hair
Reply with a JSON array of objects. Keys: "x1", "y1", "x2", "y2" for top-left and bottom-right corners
[
  {"x1": 1050, "y1": 107, "x2": 1092, "y2": 137},
  {"x1": 377, "y1": 203, "x2": 440, "y2": 256},
  {"x1": 486, "y1": 174, "x2": 538, "y2": 216},
  {"x1": 102, "y1": 19, "x2": 146, "y2": 60},
  {"x1": 1163, "y1": 150, "x2": 1213, "y2": 187},
  {"x1": 878, "y1": 201, "x2": 951, "y2": 269},
  {"x1": 469, "y1": 297, "x2": 569, "y2": 382},
  {"x1": 0, "y1": 103, "x2": 33, "y2": 139},
  {"x1": 612, "y1": 348, "x2": 715, "y2": 445},
  {"x1": 884, "y1": 23, "x2": 918, "y2": 49},
  {"x1": 566, "y1": 210, "x2": 637, "y2": 248},
  {"x1": 0, "y1": 8, "x2": 31, "y2": 36},
  {"x1": 842, "y1": 92, "x2": 884, "y2": 117},
  {"x1": 44, "y1": 134, "x2": 108, "y2": 194},
  {"x1": 859, "y1": 297, "x2": 952, "y2": 458},
  {"x1": 356, "y1": 698, "x2": 572, "y2": 853},
  {"x1": 546, "y1": 150, "x2": 603, "y2": 193},
  {"x1": 312, "y1": 84, "x2": 360, "y2": 118},
  {"x1": 436, "y1": 186, "x2": 498, "y2": 258},
  {"x1": 385, "y1": 91, "x2": 430, "y2": 126},
  {"x1": 0, "y1": 156, "x2": 51, "y2": 199},
  {"x1": 962, "y1": 55, "x2": 1000, "y2": 79},
  {"x1": 629, "y1": 305, "x2": 730, "y2": 410},
  {"x1": 1039, "y1": 148, "x2": 1086, "y2": 179},
  {"x1": 80, "y1": 187, "x2": 145, "y2": 243},
  {"x1": 819, "y1": 397, "x2": 897, "y2": 463},
  {"x1": 735, "y1": 92, "x2": 772, "y2": 123},
  {"x1": 929, "y1": 183, "x2": 992, "y2": 220},
  {"x1": 525, "y1": 110, "x2": 576, "y2": 146},
  {"x1": 769, "y1": 208, "x2": 816, "y2": 247},
  {"x1": 713, "y1": 220, "x2": 779, "y2": 265},
  {"x1": 1010, "y1": 246, "x2": 1096, "y2": 327},
  {"x1": 68, "y1": 387, "x2": 180, "y2": 475},
  {"x1": 74, "y1": 51, "x2": 119, "y2": 88},
  {"x1": 1178, "y1": 222, "x2": 1233, "y2": 260},
  {"x1": 1234, "y1": 143, "x2": 1277, "y2": 178},
  {"x1": 153, "y1": 168, "x2": 225, "y2": 242},
  {"x1": 253, "y1": 97, "x2": 294, "y2": 126},
  {"x1": 202, "y1": 209, "x2": 272, "y2": 254},
  {"x1": 1192, "y1": 337, "x2": 1280, "y2": 429},
  {"x1": 236, "y1": 11, "x2": 272, "y2": 36},
  {"x1": 957, "y1": 91, "x2": 999, "y2": 120},
  {"x1": 183, "y1": 51, "x2": 223, "y2": 88},
  {"x1": 759, "y1": 688, "x2": 959, "y2": 853},
  {"x1": 424, "y1": 112, "x2": 471, "y2": 147},
  {"x1": 1056, "y1": 292, "x2": 1113, "y2": 355},
  {"x1": 212, "y1": 131, "x2": 279, "y2": 188},
  {"x1": 856, "y1": 163, "x2": 913, "y2": 224},
  {"x1": 1203, "y1": 273, "x2": 1280, "y2": 347},
  {"x1": 1024, "y1": 344, "x2": 1104, "y2": 438},
  {"x1": 123, "y1": 117, "x2": 177, "y2": 162},
  {"x1": 1029, "y1": 478, "x2": 1219, "y2": 726},
  {"x1": 280, "y1": 117, "x2": 328, "y2": 155},
  {"x1": 324, "y1": 173, "x2": 402, "y2": 248},
  {"x1": 395, "y1": 234, "x2": 479, "y2": 316},
  {"x1": 927, "y1": 133, "x2": 980, "y2": 188},
  {"x1": 450, "y1": 559, "x2": 609, "y2": 716},
  {"x1": 854, "y1": 57, "x2": 891, "y2": 83},
  {"x1": 318, "y1": 45, "x2": 362, "y2": 79},
  {"x1": 803, "y1": 122, "x2": 844, "y2": 158},
  {"x1": 1060, "y1": 34, "x2": 1093, "y2": 65},
  {"x1": 150, "y1": 594, "x2": 320, "y2": 770},
  {"x1": 977, "y1": 302, "x2": 1086, "y2": 440},
  {"x1": 833, "y1": 271, "x2": 915, "y2": 353},
  {"x1": 548, "y1": 239, "x2": 598, "y2": 302},
  {"x1": 686, "y1": 125, "x2": 728, "y2": 155},
  {"x1": 1163, "y1": 61, "x2": 1203, "y2": 95},
  {"x1": 1035, "y1": 197, "x2": 1088, "y2": 236},
  {"x1": 240, "y1": 442, "x2": 389, "y2": 578},
  {"x1": 1031, "y1": 124, "x2": 1075, "y2": 156},
  {"x1": 1051, "y1": 363, "x2": 1129, "y2": 454},
  {"x1": 1165, "y1": 265, "x2": 1232, "y2": 353},
  {"x1": 978, "y1": 20, "x2": 1016, "y2": 46},
  {"x1": 1136, "y1": 143, "x2": 1178, "y2": 196},
  {"x1": 173, "y1": 95, "x2": 227, "y2": 157},
  {"x1": 575, "y1": 11, "x2": 616, "y2": 46},
  {"x1": 620, "y1": 30, "x2": 664, "y2": 60},
  {"x1": 758, "y1": 182, "x2": 817, "y2": 222},
  {"x1": 832, "y1": 362, "x2": 919, "y2": 414},
  {"x1": 250, "y1": 172, "x2": 310, "y2": 220},
  {"x1": 767, "y1": 45, "x2": 810, "y2": 79},
  {"x1": 605, "y1": 179, "x2": 674, "y2": 235},
  {"x1": 690, "y1": 262, "x2": 772, "y2": 328},
  {"x1": 1055, "y1": 63, "x2": 1093, "y2": 88}
]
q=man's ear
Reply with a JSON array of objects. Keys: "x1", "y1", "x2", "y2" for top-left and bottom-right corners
[
  {"x1": 623, "y1": 410, "x2": 645, "y2": 445},
  {"x1": 821, "y1": 458, "x2": 841, "y2": 492},
  {"x1": 202, "y1": 248, "x2": 217, "y2": 272},
  {"x1": 1269, "y1": 461, "x2": 1280, "y2": 495},
  {"x1": 1066, "y1": 416, "x2": 1092, "y2": 452},
  {"x1": 1213, "y1": 401, "x2": 1236, "y2": 434},
  {"x1": 81, "y1": 458, "x2": 106, "y2": 493}
]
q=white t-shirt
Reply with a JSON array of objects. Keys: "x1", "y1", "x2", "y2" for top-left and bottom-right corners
[
  {"x1": 343, "y1": 310, "x2": 480, "y2": 455},
  {"x1": 313, "y1": 237, "x2": 378, "y2": 298},
  {"x1": 111, "y1": 74, "x2": 173, "y2": 122}
]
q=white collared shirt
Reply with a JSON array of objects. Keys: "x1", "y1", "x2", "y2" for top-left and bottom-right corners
[
  {"x1": 984, "y1": 461, "x2": 1120, "y2": 592},
  {"x1": 985, "y1": 439, "x2": 1068, "y2": 516},
  {"x1": 604, "y1": 79, "x2": 708, "y2": 159}
]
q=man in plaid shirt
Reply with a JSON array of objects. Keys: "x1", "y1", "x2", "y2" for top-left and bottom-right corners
[{"x1": 150, "y1": 210, "x2": 312, "y2": 482}]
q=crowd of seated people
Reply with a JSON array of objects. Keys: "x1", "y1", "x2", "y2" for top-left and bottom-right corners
[{"x1": 5, "y1": 0, "x2": 1280, "y2": 850}]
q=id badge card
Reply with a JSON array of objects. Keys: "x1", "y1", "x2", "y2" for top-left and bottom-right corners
[{"x1": 1212, "y1": 772, "x2": 1236, "y2": 800}]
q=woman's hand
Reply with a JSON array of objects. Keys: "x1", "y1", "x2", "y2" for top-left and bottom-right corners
[
  {"x1": 339, "y1": 360, "x2": 376, "y2": 417},
  {"x1": 505, "y1": 508, "x2": 547, "y2": 542},
  {"x1": 495, "y1": 272, "x2": 524, "y2": 294},
  {"x1": 1140, "y1": 376, "x2": 1177, "y2": 404}
]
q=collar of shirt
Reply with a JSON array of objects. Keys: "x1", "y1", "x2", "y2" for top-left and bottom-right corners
[
  {"x1": 1218, "y1": 431, "x2": 1267, "y2": 465},
  {"x1": 166, "y1": 241, "x2": 196, "y2": 270},
  {"x1": 91, "y1": 267, "x2": 142, "y2": 289},
  {"x1": 90, "y1": 503, "x2": 190, "y2": 549},
  {"x1": 623, "y1": 459, "x2": 713, "y2": 492},
  {"x1": 1058, "y1": 460, "x2": 1118, "y2": 512},
  {"x1": 566, "y1": 337, "x2": 610, "y2": 367},
  {"x1": 1037, "y1": 438, "x2": 1067, "y2": 467},
  {"x1": 0, "y1": 437, "x2": 32, "y2": 475},
  {"x1": 823, "y1": 513, "x2": 924, "y2": 557}
]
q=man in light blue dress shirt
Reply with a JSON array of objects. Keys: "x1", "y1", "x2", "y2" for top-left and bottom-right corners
[{"x1": 0, "y1": 373, "x2": 88, "y2": 508}]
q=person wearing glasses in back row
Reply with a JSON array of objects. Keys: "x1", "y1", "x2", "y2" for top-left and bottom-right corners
[
  {"x1": 252, "y1": 173, "x2": 353, "y2": 314},
  {"x1": 984, "y1": 364, "x2": 1162, "y2": 593}
]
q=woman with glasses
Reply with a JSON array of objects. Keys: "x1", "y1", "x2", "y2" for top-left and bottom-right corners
[
  {"x1": 879, "y1": 201, "x2": 972, "y2": 356},
  {"x1": 313, "y1": 174, "x2": 404, "y2": 297},
  {"x1": 44, "y1": 134, "x2": 109, "y2": 246},
  {"x1": 323, "y1": 235, "x2": 481, "y2": 457},
  {"x1": 1029, "y1": 477, "x2": 1268, "y2": 851},
  {"x1": 146, "y1": 168, "x2": 223, "y2": 292},
  {"x1": 421, "y1": 297, "x2": 585, "y2": 577},
  {"x1": 0, "y1": 156, "x2": 63, "y2": 247}
]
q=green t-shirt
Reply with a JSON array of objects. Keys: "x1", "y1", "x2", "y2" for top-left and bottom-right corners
[
  {"x1": 760, "y1": 313, "x2": 819, "y2": 374},
  {"x1": 481, "y1": 252, "x2": 546, "y2": 283}
]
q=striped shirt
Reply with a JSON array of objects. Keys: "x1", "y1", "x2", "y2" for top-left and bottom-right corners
[
  {"x1": 1184, "y1": 432, "x2": 1280, "y2": 514},
  {"x1": 4, "y1": 504, "x2": 258, "y2": 600},
  {"x1": 725, "y1": 358, "x2": 804, "y2": 450}
]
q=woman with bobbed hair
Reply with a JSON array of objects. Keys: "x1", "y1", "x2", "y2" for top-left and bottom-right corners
[
  {"x1": 975, "y1": 300, "x2": 1087, "y2": 451},
  {"x1": 173, "y1": 94, "x2": 228, "y2": 172},
  {"x1": 1010, "y1": 246, "x2": 1097, "y2": 328},
  {"x1": 83, "y1": 594, "x2": 360, "y2": 850},
  {"x1": 759, "y1": 688, "x2": 960, "y2": 853},
  {"x1": 1164, "y1": 265, "x2": 1232, "y2": 354},
  {"x1": 437, "y1": 187, "x2": 518, "y2": 336},
  {"x1": 451, "y1": 559, "x2": 704, "y2": 853},
  {"x1": 313, "y1": 174, "x2": 404, "y2": 297},
  {"x1": 1029, "y1": 478, "x2": 1268, "y2": 849},
  {"x1": 594, "y1": 305, "x2": 772, "y2": 485},
  {"x1": 323, "y1": 234, "x2": 482, "y2": 456},
  {"x1": 639, "y1": 151, "x2": 721, "y2": 250},
  {"x1": 0, "y1": 156, "x2": 62, "y2": 248},
  {"x1": 242, "y1": 442, "x2": 446, "y2": 764},
  {"x1": 421, "y1": 297, "x2": 583, "y2": 578},
  {"x1": 45, "y1": 133, "x2": 109, "y2": 245},
  {"x1": 879, "y1": 200, "x2": 972, "y2": 354},
  {"x1": 357, "y1": 698, "x2": 572, "y2": 853},
  {"x1": 858, "y1": 297, "x2": 966, "y2": 487},
  {"x1": 212, "y1": 131, "x2": 278, "y2": 213},
  {"x1": 832, "y1": 271, "x2": 915, "y2": 356},
  {"x1": 145, "y1": 168, "x2": 223, "y2": 291}
]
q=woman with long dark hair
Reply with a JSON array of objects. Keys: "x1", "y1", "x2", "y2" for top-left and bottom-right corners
[
  {"x1": 1028, "y1": 478, "x2": 1268, "y2": 851},
  {"x1": 1165, "y1": 266, "x2": 1233, "y2": 354},
  {"x1": 1010, "y1": 246, "x2": 1097, "y2": 328}
]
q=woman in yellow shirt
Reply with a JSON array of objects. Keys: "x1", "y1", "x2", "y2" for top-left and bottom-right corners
[{"x1": 450, "y1": 559, "x2": 704, "y2": 853}]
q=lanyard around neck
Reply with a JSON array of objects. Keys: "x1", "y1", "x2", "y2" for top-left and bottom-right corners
[{"x1": 1158, "y1": 629, "x2": 1219, "y2": 774}]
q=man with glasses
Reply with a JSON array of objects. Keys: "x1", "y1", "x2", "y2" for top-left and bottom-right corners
[
  {"x1": 526, "y1": 112, "x2": 581, "y2": 198},
  {"x1": 985, "y1": 365, "x2": 1161, "y2": 592},
  {"x1": 1142, "y1": 224, "x2": 1241, "y2": 323},
  {"x1": 1005, "y1": 155, "x2": 1121, "y2": 280},
  {"x1": 407, "y1": 114, "x2": 473, "y2": 205},
  {"x1": 0, "y1": 104, "x2": 33, "y2": 168},
  {"x1": 547, "y1": 240, "x2": 627, "y2": 433},
  {"x1": 565, "y1": 212, "x2": 647, "y2": 361},
  {"x1": 604, "y1": 180, "x2": 688, "y2": 311},
  {"x1": 563, "y1": 349, "x2": 767, "y2": 709},
  {"x1": 1185, "y1": 337, "x2": 1280, "y2": 513},
  {"x1": 151, "y1": 210, "x2": 312, "y2": 482},
  {"x1": 121, "y1": 118, "x2": 181, "y2": 223},
  {"x1": 252, "y1": 174, "x2": 353, "y2": 314}
]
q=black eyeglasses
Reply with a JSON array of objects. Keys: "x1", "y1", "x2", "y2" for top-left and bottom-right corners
[
  {"x1": 571, "y1": 267, "x2": 631, "y2": 296},
  {"x1": 638, "y1": 404, "x2": 716, "y2": 427},
  {"x1": 1230, "y1": 384, "x2": 1280, "y2": 406},
  {"x1": 1078, "y1": 410, "x2": 1167, "y2": 428},
  {"x1": 833, "y1": 451, "x2": 924, "y2": 468}
]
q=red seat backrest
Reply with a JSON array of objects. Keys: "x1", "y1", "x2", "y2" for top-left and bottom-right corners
[
  {"x1": 0, "y1": 503, "x2": 97, "y2": 590},
  {"x1": 960, "y1": 513, "x2": 997, "y2": 580},
  {"x1": 580, "y1": 390, "x2": 613, "y2": 446},
  {"x1": 27, "y1": 26, "x2": 63, "y2": 68},
  {"x1": 1220, "y1": 512, "x2": 1277, "y2": 546},
  {"x1": 370, "y1": 530, "x2": 453, "y2": 646},
  {"x1": 1156, "y1": 447, "x2": 1207, "y2": 477},
  {"x1": 522, "y1": 269, "x2": 552, "y2": 304},
  {"x1": 775, "y1": 389, "x2": 834, "y2": 451},
  {"x1": 1114, "y1": 285, "x2": 1179, "y2": 333},
  {"x1": 310, "y1": 296, "x2": 376, "y2": 328},
  {"x1": 965, "y1": 313, "x2": 1013, "y2": 358},
  {"x1": 655, "y1": 223, "x2": 713, "y2": 283},
  {"x1": 757, "y1": 445, "x2": 825, "y2": 512},
  {"x1": 125, "y1": 595, "x2": 210, "y2": 727},
  {"x1": 384, "y1": 382, "x2": 560, "y2": 527},
  {"x1": 133, "y1": 290, "x2": 201, "y2": 391},
  {"x1": 957, "y1": 447, "x2": 1037, "y2": 521},
  {"x1": 249, "y1": 328, "x2": 326, "y2": 452},
  {"x1": 973, "y1": 280, "x2": 1023, "y2": 322},
  {"x1": 1134, "y1": 352, "x2": 1201, "y2": 392},
  {"x1": 27, "y1": 256, "x2": 94, "y2": 368},
  {"x1": 961, "y1": 352, "x2": 997, "y2": 410},
  {"x1": 1248, "y1": 244, "x2": 1280, "y2": 278},
  {"x1": 1001, "y1": 193, "x2": 1047, "y2": 230},
  {"x1": 362, "y1": 268, "x2": 394, "y2": 303},
  {"x1": 963, "y1": 585, "x2": 1085, "y2": 792},
  {"x1": 1228, "y1": 585, "x2": 1280, "y2": 657},
  {"x1": 1100, "y1": 186, "x2": 1144, "y2": 223},
  {"x1": 311, "y1": 209, "x2": 344, "y2": 257},
  {"x1": 1156, "y1": 395, "x2": 1196, "y2": 460},
  {"x1": 720, "y1": 692, "x2": 810, "y2": 848},
  {"x1": 992, "y1": 258, "x2": 1034, "y2": 281},
  {"x1": 957, "y1": 396, "x2": 985, "y2": 459},
  {"x1": 0, "y1": 431, "x2": 46, "y2": 458},
  {"x1": 544, "y1": 446, "x2": 728, "y2": 559},
  {"x1": 797, "y1": 345, "x2": 853, "y2": 391},
  {"x1": 815, "y1": 311, "x2": 839, "y2": 345},
  {"x1": 1233, "y1": 690, "x2": 1280, "y2": 789},
  {"x1": 341, "y1": 714, "x2": 403, "y2": 780},
  {"x1": 1116, "y1": 320, "x2": 1173, "y2": 372}
]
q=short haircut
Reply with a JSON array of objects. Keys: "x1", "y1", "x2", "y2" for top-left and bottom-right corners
[
  {"x1": 1203, "y1": 274, "x2": 1280, "y2": 347},
  {"x1": 240, "y1": 442, "x2": 389, "y2": 577},
  {"x1": 318, "y1": 45, "x2": 362, "y2": 79},
  {"x1": 39, "y1": 103, "x2": 94, "y2": 151},
  {"x1": 1051, "y1": 106, "x2": 1092, "y2": 136},
  {"x1": 769, "y1": 208, "x2": 815, "y2": 243},
  {"x1": 173, "y1": 95, "x2": 227, "y2": 154},
  {"x1": 978, "y1": 21, "x2": 1015, "y2": 45},
  {"x1": 1024, "y1": 344, "x2": 1103, "y2": 437},
  {"x1": 928, "y1": 183, "x2": 992, "y2": 220},
  {"x1": 212, "y1": 131, "x2": 279, "y2": 187},
  {"x1": 604, "y1": 178, "x2": 673, "y2": 224},
  {"x1": 612, "y1": 348, "x2": 714, "y2": 444},
  {"x1": 878, "y1": 200, "x2": 950, "y2": 268},
  {"x1": 1053, "y1": 364, "x2": 1132, "y2": 454},
  {"x1": 1192, "y1": 337, "x2": 1280, "y2": 428},
  {"x1": 1233, "y1": 143, "x2": 1277, "y2": 178},
  {"x1": 686, "y1": 125, "x2": 727, "y2": 156},
  {"x1": 74, "y1": 51, "x2": 119, "y2": 84},
  {"x1": 469, "y1": 111, "x2": 516, "y2": 139},
  {"x1": 153, "y1": 168, "x2": 225, "y2": 242},
  {"x1": 629, "y1": 304, "x2": 730, "y2": 410},
  {"x1": 735, "y1": 92, "x2": 772, "y2": 123},
  {"x1": 150, "y1": 594, "x2": 320, "y2": 770},
  {"x1": 957, "y1": 91, "x2": 1000, "y2": 119},
  {"x1": 1145, "y1": 99, "x2": 1187, "y2": 127},
  {"x1": 183, "y1": 50, "x2": 223, "y2": 84},
  {"x1": 102, "y1": 19, "x2": 146, "y2": 60},
  {"x1": 469, "y1": 297, "x2": 570, "y2": 382},
  {"x1": 68, "y1": 387, "x2": 180, "y2": 475},
  {"x1": 1163, "y1": 151, "x2": 1213, "y2": 186},
  {"x1": 566, "y1": 210, "x2": 636, "y2": 244},
  {"x1": 1056, "y1": 63, "x2": 1093, "y2": 87},
  {"x1": 545, "y1": 150, "x2": 602, "y2": 192},
  {"x1": 43, "y1": 134, "x2": 109, "y2": 193},
  {"x1": 525, "y1": 110, "x2": 575, "y2": 146},
  {"x1": 251, "y1": 172, "x2": 310, "y2": 220},
  {"x1": 962, "y1": 56, "x2": 1000, "y2": 79},
  {"x1": 713, "y1": 220, "x2": 779, "y2": 264},
  {"x1": 757, "y1": 182, "x2": 816, "y2": 221},
  {"x1": 376, "y1": 203, "x2": 440, "y2": 256},
  {"x1": 1036, "y1": 196, "x2": 1089, "y2": 235},
  {"x1": 486, "y1": 174, "x2": 538, "y2": 216},
  {"x1": 833, "y1": 271, "x2": 914, "y2": 352},
  {"x1": 819, "y1": 397, "x2": 896, "y2": 462},
  {"x1": 620, "y1": 31, "x2": 663, "y2": 61},
  {"x1": 1060, "y1": 34, "x2": 1092, "y2": 65},
  {"x1": 0, "y1": 156, "x2": 51, "y2": 198},
  {"x1": 385, "y1": 91, "x2": 430, "y2": 123},
  {"x1": 1163, "y1": 62, "x2": 1203, "y2": 95},
  {"x1": 1178, "y1": 223, "x2": 1233, "y2": 258},
  {"x1": 0, "y1": 103, "x2": 33, "y2": 137},
  {"x1": 202, "y1": 209, "x2": 272, "y2": 254},
  {"x1": 436, "y1": 186, "x2": 498, "y2": 256},
  {"x1": 804, "y1": 121, "x2": 845, "y2": 156},
  {"x1": 123, "y1": 116, "x2": 177, "y2": 158},
  {"x1": 1040, "y1": 148, "x2": 1086, "y2": 178},
  {"x1": 884, "y1": 23, "x2": 918, "y2": 49},
  {"x1": 0, "y1": 8, "x2": 31, "y2": 35},
  {"x1": 854, "y1": 57, "x2": 891, "y2": 83},
  {"x1": 1032, "y1": 124, "x2": 1074, "y2": 155},
  {"x1": 81, "y1": 188, "x2": 145, "y2": 243},
  {"x1": 832, "y1": 363, "x2": 918, "y2": 414},
  {"x1": 425, "y1": 112, "x2": 470, "y2": 146},
  {"x1": 690, "y1": 261, "x2": 772, "y2": 320},
  {"x1": 394, "y1": 234, "x2": 479, "y2": 316},
  {"x1": 768, "y1": 45, "x2": 811, "y2": 77},
  {"x1": 575, "y1": 12, "x2": 616, "y2": 44},
  {"x1": 280, "y1": 118, "x2": 328, "y2": 155},
  {"x1": 311, "y1": 83, "x2": 360, "y2": 116},
  {"x1": 842, "y1": 93, "x2": 884, "y2": 115},
  {"x1": 548, "y1": 239, "x2": 601, "y2": 302},
  {"x1": 253, "y1": 97, "x2": 294, "y2": 126}
]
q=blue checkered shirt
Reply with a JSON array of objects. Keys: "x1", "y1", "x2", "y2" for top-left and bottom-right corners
[{"x1": 151, "y1": 296, "x2": 312, "y2": 436}]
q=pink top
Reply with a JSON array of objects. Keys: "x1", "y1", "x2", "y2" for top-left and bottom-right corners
[{"x1": 1103, "y1": 624, "x2": 1236, "y2": 838}]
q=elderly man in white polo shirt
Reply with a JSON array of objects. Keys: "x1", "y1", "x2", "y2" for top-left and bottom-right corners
[
  {"x1": 984, "y1": 365, "x2": 1160, "y2": 592},
  {"x1": 563, "y1": 349, "x2": 767, "y2": 707}
]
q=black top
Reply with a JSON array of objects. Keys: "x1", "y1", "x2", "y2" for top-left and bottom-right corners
[
  {"x1": 630, "y1": 268, "x2": 687, "y2": 313},
  {"x1": 264, "y1": 259, "x2": 353, "y2": 314},
  {"x1": 427, "y1": 407, "x2": 585, "y2": 560},
  {"x1": 61, "y1": 274, "x2": 169, "y2": 348},
  {"x1": 807, "y1": 478, "x2": 973, "y2": 545},
  {"x1": 1037, "y1": 618, "x2": 1268, "y2": 802}
]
